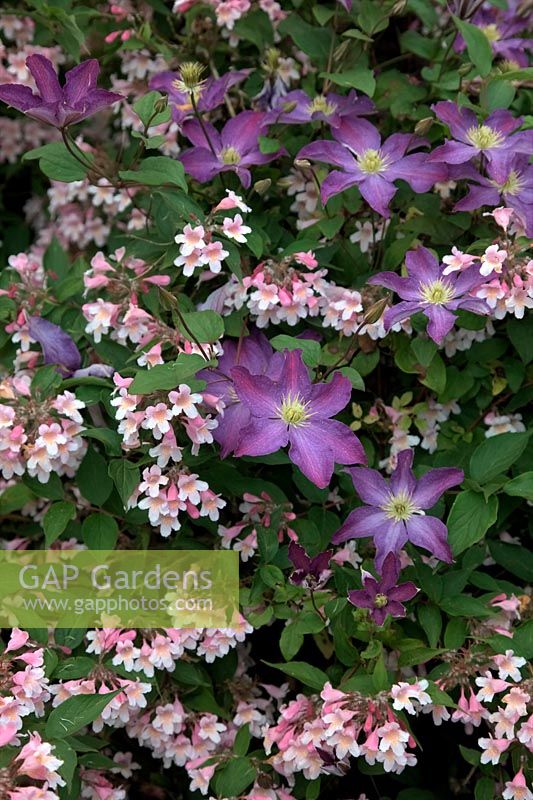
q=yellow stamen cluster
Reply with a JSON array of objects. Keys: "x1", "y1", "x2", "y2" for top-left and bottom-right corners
[
  {"x1": 277, "y1": 394, "x2": 312, "y2": 426},
  {"x1": 466, "y1": 125, "x2": 505, "y2": 150},
  {"x1": 420, "y1": 280, "x2": 454, "y2": 305},
  {"x1": 307, "y1": 95, "x2": 337, "y2": 117},
  {"x1": 381, "y1": 491, "x2": 420, "y2": 522},
  {"x1": 357, "y1": 149, "x2": 390, "y2": 174},
  {"x1": 219, "y1": 147, "x2": 241, "y2": 165}
]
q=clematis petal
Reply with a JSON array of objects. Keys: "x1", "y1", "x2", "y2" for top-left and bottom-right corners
[
  {"x1": 231, "y1": 367, "x2": 281, "y2": 416},
  {"x1": 405, "y1": 246, "x2": 441, "y2": 284},
  {"x1": 427, "y1": 140, "x2": 478, "y2": 164},
  {"x1": 424, "y1": 305, "x2": 457, "y2": 344},
  {"x1": 348, "y1": 589, "x2": 375, "y2": 610},
  {"x1": 412, "y1": 467, "x2": 463, "y2": 509},
  {"x1": 321, "y1": 170, "x2": 360, "y2": 203},
  {"x1": 388, "y1": 581, "x2": 418, "y2": 602},
  {"x1": 358, "y1": 174, "x2": 396, "y2": 217},
  {"x1": 305, "y1": 418, "x2": 366, "y2": 467},
  {"x1": 406, "y1": 515, "x2": 453, "y2": 563},
  {"x1": 221, "y1": 110, "x2": 267, "y2": 153},
  {"x1": 64, "y1": 60, "x2": 100, "y2": 105},
  {"x1": 373, "y1": 522, "x2": 409, "y2": 571},
  {"x1": 332, "y1": 507, "x2": 390, "y2": 544},
  {"x1": 367, "y1": 271, "x2": 420, "y2": 301},
  {"x1": 0, "y1": 83, "x2": 40, "y2": 112},
  {"x1": 378, "y1": 552, "x2": 401, "y2": 591},
  {"x1": 431, "y1": 101, "x2": 478, "y2": 142},
  {"x1": 28, "y1": 316, "x2": 81, "y2": 376},
  {"x1": 288, "y1": 541, "x2": 311, "y2": 572},
  {"x1": 334, "y1": 117, "x2": 381, "y2": 155},
  {"x1": 213, "y1": 403, "x2": 251, "y2": 458},
  {"x1": 383, "y1": 301, "x2": 421, "y2": 330},
  {"x1": 26, "y1": 54, "x2": 62, "y2": 103},
  {"x1": 309, "y1": 371, "x2": 352, "y2": 417},
  {"x1": 288, "y1": 425, "x2": 336, "y2": 488},
  {"x1": 277, "y1": 349, "x2": 311, "y2": 399},
  {"x1": 390, "y1": 448, "x2": 416, "y2": 497},
  {"x1": 234, "y1": 417, "x2": 289, "y2": 457},
  {"x1": 297, "y1": 140, "x2": 357, "y2": 171},
  {"x1": 347, "y1": 466, "x2": 390, "y2": 506}
]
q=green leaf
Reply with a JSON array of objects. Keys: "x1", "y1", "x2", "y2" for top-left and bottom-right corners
[
  {"x1": 278, "y1": 14, "x2": 331, "y2": 61},
  {"x1": 256, "y1": 527, "x2": 279, "y2": 563},
  {"x1": 43, "y1": 501, "x2": 77, "y2": 546},
  {"x1": 452, "y1": 16, "x2": 493, "y2": 76},
  {"x1": 469, "y1": 431, "x2": 531, "y2": 483},
  {"x1": 108, "y1": 460, "x2": 140, "y2": 508},
  {"x1": 507, "y1": 314, "x2": 533, "y2": 363},
  {"x1": 233, "y1": 9, "x2": 274, "y2": 47},
  {"x1": 503, "y1": 472, "x2": 533, "y2": 501},
  {"x1": 132, "y1": 91, "x2": 171, "y2": 127},
  {"x1": 23, "y1": 142, "x2": 89, "y2": 182},
  {"x1": 233, "y1": 725, "x2": 251, "y2": 756},
  {"x1": 119, "y1": 156, "x2": 188, "y2": 191},
  {"x1": 439, "y1": 595, "x2": 491, "y2": 617},
  {"x1": 177, "y1": 310, "x2": 224, "y2": 344},
  {"x1": 76, "y1": 446, "x2": 113, "y2": 506},
  {"x1": 338, "y1": 366, "x2": 365, "y2": 390},
  {"x1": 279, "y1": 624, "x2": 304, "y2": 661},
  {"x1": 397, "y1": 645, "x2": 446, "y2": 668},
  {"x1": 81, "y1": 513, "x2": 118, "y2": 549},
  {"x1": 447, "y1": 490, "x2": 498, "y2": 555},
  {"x1": 418, "y1": 604, "x2": 442, "y2": 648},
  {"x1": 129, "y1": 353, "x2": 206, "y2": 394},
  {"x1": 82, "y1": 428, "x2": 122, "y2": 456},
  {"x1": 271, "y1": 334, "x2": 320, "y2": 367},
  {"x1": 264, "y1": 661, "x2": 328, "y2": 690},
  {"x1": 425, "y1": 681, "x2": 456, "y2": 708},
  {"x1": 213, "y1": 757, "x2": 256, "y2": 797},
  {"x1": 420, "y1": 352, "x2": 446, "y2": 394},
  {"x1": 45, "y1": 692, "x2": 120, "y2": 739},
  {"x1": 475, "y1": 778, "x2": 494, "y2": 800},
  {"x1": 23, "y1": 472, "x2": 64, "y2": 501},
  {"x1": 52, "y1": 740, "x2": 77, "y2": 789},
  {"x1": 444, "y1": 617, "x2": 468, "y2": 649},
  {"x1": 0, "y1": 483, "x2": 35, "y2": 514},
  {"x1": 320, "y1": 67, "x2": 376, "y2": 96},
  {"x1": 488, "y1": 541, "x2": 533, "y2": 582},
  {"x1": 54, "y1": 657, "x2": 95, "y2": 679}
]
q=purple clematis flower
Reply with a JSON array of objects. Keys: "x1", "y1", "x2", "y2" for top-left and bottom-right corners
[
  {"x1": 28, "y1": 316, "x2": 82, "y2": 376},
  {"x1": 451, "y1": 154, "x2": 533, "y2": 237},
  {"x1": 297, "y1": 118, "x2": 447, "y2": 216},
  {"x1": 369, "y1": 246, "x2": 489, "y2": 344},
  {"x1": 348, "y1": 552, "x2": 418, "y2": 625},
  {"x1": 0, "y1": 55, "x2": 122, "y2": 128},
  {"x1": 455, "y1": 7, "x2": 533, "y2": 67},
  {"x1": 428, "y1": 101, "x2": 533, "y2": 165},
  {"x1": 149, "y1": 68, "x2": 250, "y2": 125},
  {"x1": 288, "y1": 541, "x2": 333, "y2": 588},
  {"x1": 197, "y1": 331, "x2": 283, "y2": 458},
  {"x1": 180, "y1": 110, "x2": 286, "y2": 188},
  {"x1": 266, "y1": 89, "x2": 374, "y2": 128},
  {"x1": 231, "y1": 349, "x2": 366, "y2": 489},
  {"x1": 332, "y1": 448, "x2": 463, "y2": 569}
]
